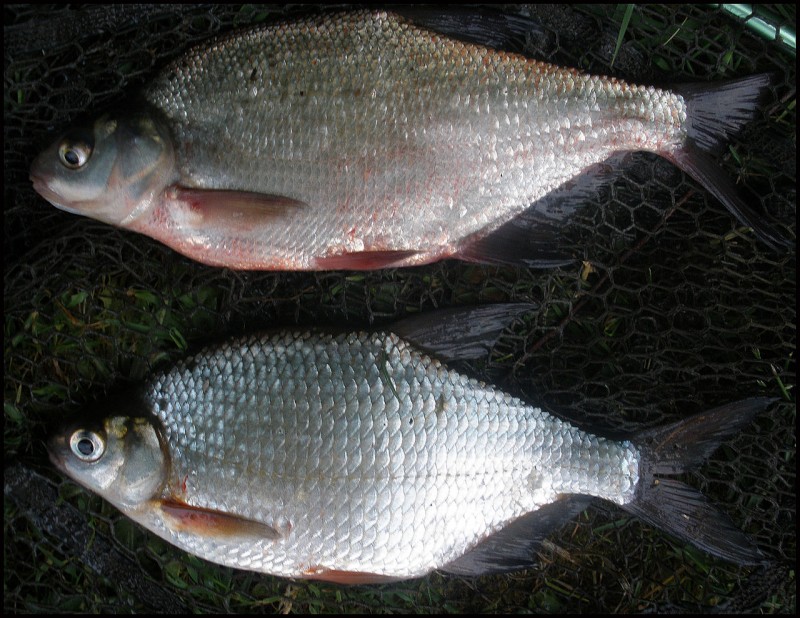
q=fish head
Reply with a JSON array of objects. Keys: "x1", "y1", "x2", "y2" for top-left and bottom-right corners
[
  {"x1": 48, "y1": 414, "x2": 169, "y2": 511},
  {"x1": 30, "y1": 111, "x2": 176, "y2": 227}
]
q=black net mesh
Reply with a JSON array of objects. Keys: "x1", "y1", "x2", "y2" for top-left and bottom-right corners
[{"x1": 4, "y1": 4, "x2": 795, "y2": 613}]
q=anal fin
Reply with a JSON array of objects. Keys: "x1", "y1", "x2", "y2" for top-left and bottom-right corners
[
  {"x1": 457, "y1": 161, "x2": 620, "y2": 268},
  {"x1": 313, "y1": 249, "x2": 420, "y2": 270},
  {"x1": 300, "y1": 566, "x2": 404, "y2": 585},
  {"x1": 442, "y1": 496, "x2": 593, "y2": 576}
]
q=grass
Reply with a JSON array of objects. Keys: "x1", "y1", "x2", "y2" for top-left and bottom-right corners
[{"x1": 579, "y1": 3, "x2": 795, "y2": 77}]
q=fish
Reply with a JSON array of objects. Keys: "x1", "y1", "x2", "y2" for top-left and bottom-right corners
[
  {"x1": 47, "y1": 305, "x2": 771, "y2": 584},
  {"x1": 28, "y1": 9, "x2": 790, "y2": 271}
]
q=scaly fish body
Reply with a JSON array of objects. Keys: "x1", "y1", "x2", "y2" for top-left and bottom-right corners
[
  {"x1": 140, "y1": 13, "x2": 681, "y2": 268},
  {"x1": 48, "y1": 308, "x2": 767, "y2": 582},
  {"x1": 30, "y1": 11, "x2": 789, "y2": 270}
]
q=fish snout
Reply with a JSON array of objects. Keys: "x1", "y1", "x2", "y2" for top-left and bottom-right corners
[
  {"x1": 30, "y1": 175, "x2": 68, "y2": 212},
  {"x1": 45, "y1": 429, "x2": 70, "y2": 470},
  {"x1": 29, "y1": 169, "x2": 48, "y2": 198}
]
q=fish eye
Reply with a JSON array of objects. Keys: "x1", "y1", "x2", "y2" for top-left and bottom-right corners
[
  {"x1": 58, "y1": 140, "x2": 92, "y2": 169},
  {"x1": 69, "y1": 429, "x2": 106, "y2": 462}
]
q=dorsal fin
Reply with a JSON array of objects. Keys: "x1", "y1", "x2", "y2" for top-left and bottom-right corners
[
  {"x1": 389, "y1": 304, "x2": 536, "y2": 362},
  {"x1": 393, "y1": 8, "x2": 545, "y2": 53}
]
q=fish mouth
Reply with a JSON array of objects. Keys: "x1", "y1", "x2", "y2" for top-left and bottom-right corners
[
  {"x1": 30, "y1": 171, "x2": 55, "y2": 201},
  {"x1": 47, "y1": 447, "x2": 62, "y2": 469},
  {"x1": 45, "y1": 431, "x2": 67, "y2": 466},
  {"x1": 29, "y1": 170, "x2": 46, "y2": 193},
  {"x1": 29, "y1": 172, "x2": 74, "y2": 213}
]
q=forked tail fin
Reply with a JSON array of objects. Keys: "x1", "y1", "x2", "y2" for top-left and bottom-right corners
[
  {"x1": 624, "y1": 397, "x2": 776, "y2": 565},
  {"x1": 671, "y1": 75, "x2": 792, "y2": 251}
]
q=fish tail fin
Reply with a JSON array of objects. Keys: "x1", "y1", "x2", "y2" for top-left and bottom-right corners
[
  {"x1": 622, "y1": 397, "x2": 775, "y2": 565},
  {"x1": 669, "y1": 75, "x2": 792, "y2": 251},
  {"x1": 678, "y1": 74, "x2": 774, "y2": 153}
]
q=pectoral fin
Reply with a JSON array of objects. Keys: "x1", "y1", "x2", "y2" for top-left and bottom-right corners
[
  {"x1": 158, "y1": 498, "x2": 285, "y2": 541},
  {"x1": 168, "y1": 186, "x2": 307, "y2": 232}
]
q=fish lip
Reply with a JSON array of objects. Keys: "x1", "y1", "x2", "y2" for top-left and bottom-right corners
[
  {"x1": 46, "y1": 434, "x2": 66, "y2": 471},
  {"x1": 45, "y1": 430, "x2": 64, "y2": 458},
  {"x1": 47, "y1": 448, "x2": 62, "y2": 469},
  {"x1": 29, "y1": 170, "x2": 46, "y2": 193},
  {"x1": 29, "y1": 171, "x2": 54, "y2": 201},
  {"x1": 30, "y1": 171, "x2": 72, "y2": 213}
]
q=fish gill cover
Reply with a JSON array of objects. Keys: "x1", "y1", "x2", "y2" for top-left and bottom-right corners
[{"x1": 3, "y1": 3, "x2": 796, "y2": 614}]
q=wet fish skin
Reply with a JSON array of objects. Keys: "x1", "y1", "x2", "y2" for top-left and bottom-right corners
[
  {"x1": 30, "y1": 113, "x2": 175, "y2": 226},
  {"x1": 48, "y1": 312, "x2": 768, "y2": 583},
  {"x1": 29, "y1": 10, "x2": 789, "y2": 271}
]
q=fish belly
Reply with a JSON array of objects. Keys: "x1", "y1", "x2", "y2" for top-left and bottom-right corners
[
  {"x1": 144, "y1": 331, "x2": 638, "y2": 577},
  {"x1": 145, "y1": 11, "x2": 685, "y2": 268}
]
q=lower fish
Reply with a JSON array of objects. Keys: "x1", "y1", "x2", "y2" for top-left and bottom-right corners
[
  {"x1": 29, "y1": 10, "x2": 790, "y2": 271},
  {"x1": 47, "y1": 305, "x2": 770, "y2": 583}
]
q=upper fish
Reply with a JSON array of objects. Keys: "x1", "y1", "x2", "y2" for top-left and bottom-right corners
[
  {"x1": 29, "y1": 9, "x2": 791, "y2": 270},
  {"x1": 47, "y1": 305, "x2": 770, "y2": 583}
]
